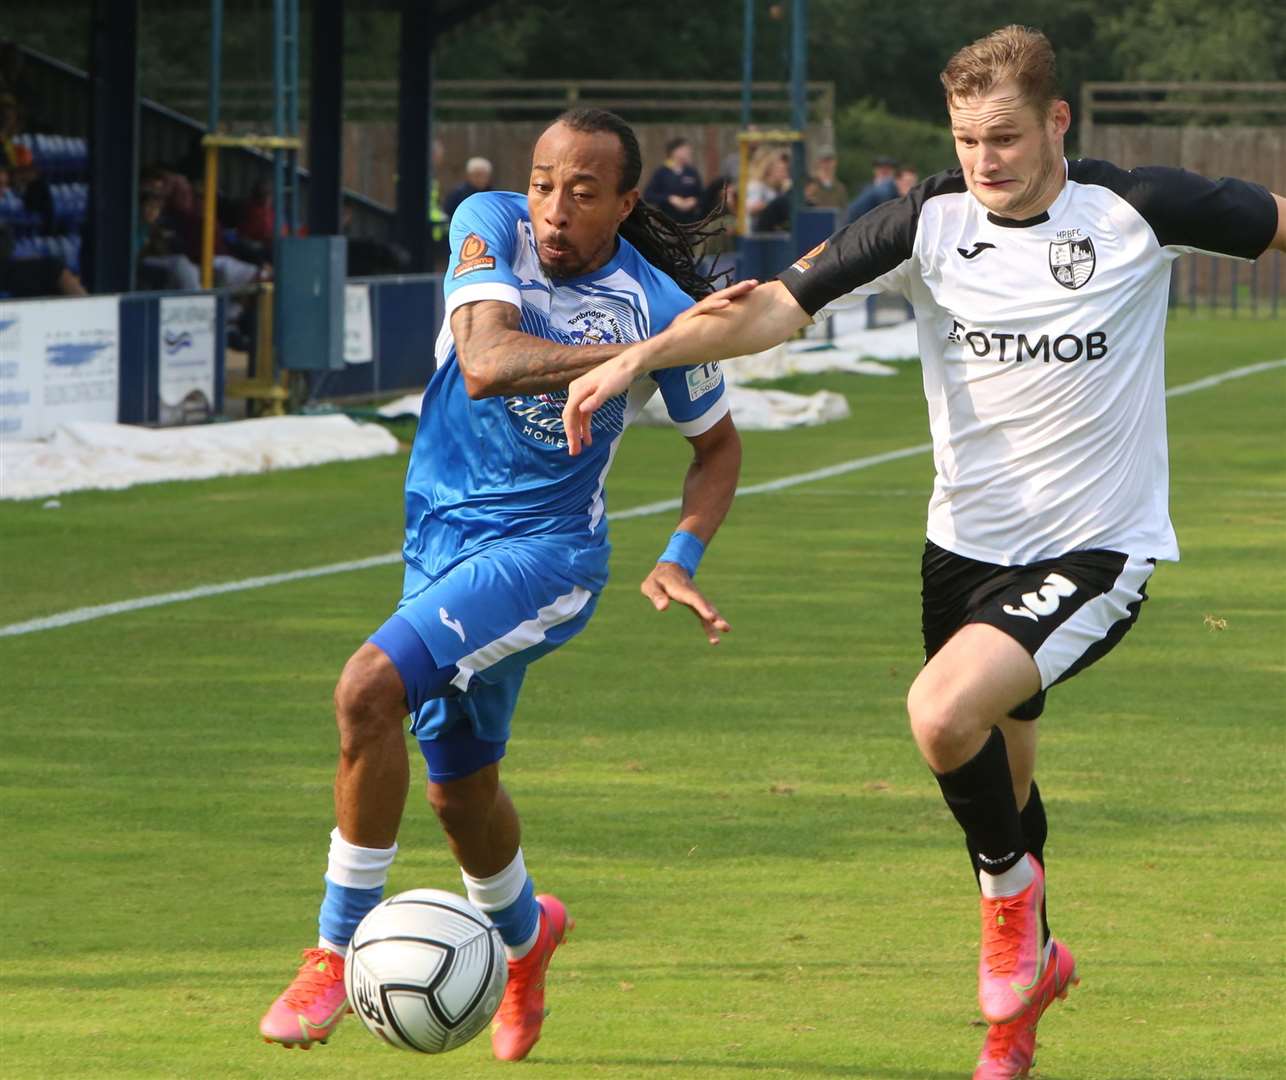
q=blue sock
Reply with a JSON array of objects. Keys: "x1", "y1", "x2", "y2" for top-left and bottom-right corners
[
  {"x1": 318, "y1": 875, "x2": 384, "y2": 952},
  {"x1": 317, "y1": 826, "x2": 397, "y2": 953},
  {"x1": 462, "y1": 850, "x2": 541, "y2": 957},
  {"x1": 486, "y1": 877, "x2": 540, "y2": 949}
]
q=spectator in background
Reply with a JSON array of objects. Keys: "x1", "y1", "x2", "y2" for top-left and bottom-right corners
[
  {"x1": 0, "y1": 93, "x2": 53, "y2": 234},
  {"x1": 755, "y1": 176, "x2": 821, "y2": 233},
  {"x1": 894, "y1": 164, "x2": 920, "y2": 197},
  {"x1": 238, "y1": 178, "x2": 277, "y2": 250},
  {"x1": 745, "y1": 148, "x2": 791, "y2": 224},
  {"x1": 136, "y1": 188, "x2": 200, "y2": 291},
  {"x1": 428, "y1": 137, "x2": 449, "y2": 270},
  {"x1": 0, "y1": 164, "x2": 86, "y2": 298},
  {"x1": 140, "y1": 162, "x2": 194, "y2": 230},
  {"x1": 0, "y1": 91, "x2": 20, "y2": 167},
  {"x1": 809, "y1": 145, "x2": 848, "y2": 211},
  {"x1": 644, "y1": 137, "x2": 704, "y2": 225},
  {"x1": 444, "y1": 156, "x2": 494, "y2": 220},
  {"x1": 0, "y1": 44, "x2": 38, "y2": 128},
  {"x1": 845, "y1": 154, "x2": 898, "y2": 222},
  {"x1": 172, "y1": 173, "x2": 262, "y2": 292}
]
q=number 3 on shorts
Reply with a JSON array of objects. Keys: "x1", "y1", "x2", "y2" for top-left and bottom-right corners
[{"x1": 1003, "y1": 572, "x2": 1078, "y2": 622}]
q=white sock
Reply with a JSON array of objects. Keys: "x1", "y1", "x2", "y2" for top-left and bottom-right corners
[
  {"x1": 325, "y1": 826, "x2": 398, "y2": 889},
  {"x1": 980, "y1": 853, "x2": 1034, "y2": 899},
  {"x1": 461, "y1": 848, "x2": 540, "y2": 960},
  {"x1": 505, "y1": 923, "x2": 541, "y2": 961},
  {"x1": 318, "y1": 936, "x2": 346, "y2": 957}
]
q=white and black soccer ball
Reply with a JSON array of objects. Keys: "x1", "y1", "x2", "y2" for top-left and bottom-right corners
[{"x1": 344, "y1": 888, "x2": 507, "y2": 1054}]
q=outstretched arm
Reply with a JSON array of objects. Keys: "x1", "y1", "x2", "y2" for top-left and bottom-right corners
[
  {"x1": 640, "y1": 413, "x2": 741, "y2": 645},
  {"x1": 561, "y1": 280, "x2": 811, "y2": 453},
  {"x1": 451, "y1": 299, "x2": 625, "y2": 399}
]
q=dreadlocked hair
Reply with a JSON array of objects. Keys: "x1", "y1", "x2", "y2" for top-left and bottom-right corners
[{"x1": 554, "y1": 107, "x2": 729, "y2": 300}]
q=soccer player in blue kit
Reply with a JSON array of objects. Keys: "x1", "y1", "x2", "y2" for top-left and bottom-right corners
[{"x1": 259, "y1": 108, "x2": 746, "y2": 1059}]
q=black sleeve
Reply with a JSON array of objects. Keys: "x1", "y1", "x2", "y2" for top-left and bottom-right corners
[
  {"x1": 1069, "y1": 159, "x2": 1277, "y2": 259},
  {"x1": 778, "y1": 169, "x2": 966, "y2": 316}
]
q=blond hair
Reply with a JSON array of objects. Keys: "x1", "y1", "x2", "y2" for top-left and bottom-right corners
[
  {"x1": 749, "y1": 145, "x2": 790, "y2": 184},
  {"x1": 940, "y1": 25, "x2": 1060, "y2": 114}
]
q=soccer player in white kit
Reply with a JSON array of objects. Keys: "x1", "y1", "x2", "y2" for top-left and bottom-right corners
[{"x1": 560, "y1": 25, "x2": 1286, "y2": 1079}]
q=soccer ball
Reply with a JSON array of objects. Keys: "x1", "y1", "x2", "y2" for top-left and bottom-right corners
[{"x1": 344, "y1": 888, "x2": 508, "y2": 1054}]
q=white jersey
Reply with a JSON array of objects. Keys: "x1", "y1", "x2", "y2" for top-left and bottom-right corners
[{"x1": 780, "y1": 159, "x2": 1277, "y2": 565}]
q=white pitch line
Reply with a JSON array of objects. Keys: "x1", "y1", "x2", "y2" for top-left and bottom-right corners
[
  {"x1": 1161, "y1": 357, "x2": 1286, "y2": 398},
  {"x1": 3, "y1": 358, "x2": 1283, "y2": 640}
]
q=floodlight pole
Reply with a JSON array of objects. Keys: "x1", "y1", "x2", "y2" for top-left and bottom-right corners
[
  {"x1": 208, "y1": 0, "x2": 222, "y2": 133},
  {"x1": 285, "y1": 0, "x2": 301, "y2": 235},
  {"x1": 201, "y1": 0, "x2": 224, "y2": 288},
  {"x1": 273, "y1": 0, "x2": 286, "y2": 247},
  {"x1": 741, "y1": 0, "x2": 755, "y2": 129},
  {"x1": 789, "y1": 0, "x2": 807, "y2": 258}
]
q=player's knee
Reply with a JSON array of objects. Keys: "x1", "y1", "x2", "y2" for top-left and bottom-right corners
[
  {"x1": 425, "y1": 768, "x2": 499, "y2": 836},
  {"x1": 906, "y1": 676, "x2": 971, "y2": 756},
  {"x1": 334, "y1": 646, "x2": 406, "y2": 753}
]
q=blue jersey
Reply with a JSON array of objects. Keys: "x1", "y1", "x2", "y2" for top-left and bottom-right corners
[{"x1": 404, "y1": 191, "x2": 729, "y2": 592}]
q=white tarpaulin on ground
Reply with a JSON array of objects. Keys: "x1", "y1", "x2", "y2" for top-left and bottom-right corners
[
  {"x1": 0, "y1": 415, "x2": 399, "y2": 501},
  {"x1": 637, "y1": 383, "x2": 851, "y2": 429},
  {"x1": 376, "y1": 319, "x2": 919, "y2": 432},
  {"x1": 376, "y1": 383, "x2": 851, "y2": 432}
]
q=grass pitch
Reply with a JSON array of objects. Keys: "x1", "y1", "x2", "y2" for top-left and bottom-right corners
[{"x1": 1, "y1": 315, "x2": 1283, "y2": 1079}]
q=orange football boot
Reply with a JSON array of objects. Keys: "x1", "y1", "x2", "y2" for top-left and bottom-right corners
[
  {"x1": 259, "y1": 948, "x2": 349, "y2": 1049},
  {"x1": 491, "y1": 894, "x2": 572, "y2": 1061},
  {"x1": 974, "y1": 937, "x2": 1078, "y2": 1079}
]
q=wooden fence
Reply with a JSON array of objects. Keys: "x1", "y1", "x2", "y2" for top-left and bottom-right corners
[
  {"x1": 1081, "y1": 83, "x2": 1285, "y2": 311},
  {"x1": 326, "y1": 119, "x2": 835, "y2": 209}
]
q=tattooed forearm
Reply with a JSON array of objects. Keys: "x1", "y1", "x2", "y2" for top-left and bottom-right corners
[{"x1": 452, "y1": 299, "x2": 627, "y2": 398}]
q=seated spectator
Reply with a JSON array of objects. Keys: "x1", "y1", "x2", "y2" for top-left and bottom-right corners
[
  {"x1": 238, "y1": 179, "x2": 276, "y2": 249},
  {"x1": 643, "y1": 137, "x2": 703, "y2": 225},
  {"x1": 0, "y1": 97, "x2": 54, "y2": 235},
  {"x1": 845, "y1": 155, "x2": 898, "y2": 223},
  {"x1": 136, "y1": 188, "x2": 200, "y2": 291},
  {"x1": 444, "y1": 157, "x2": 494, "y2": 220},
  {"x1": 745, "y1": 148, "x2": 790, "y2": 222},
  {"x1": 173, "y1": 174, "x2": 262, "y2": 290},
  {"x1": 894, "y1": 164, "x2": 920, "y2": 197},
  {"x1": 809, "y1": 145, "x2": 848, "y2": 211},
  {"x1": 0, "y1": 90, "x2": 21, "y2": 168},
  {"x1": 0, "y1": 164, "x2": 86, "y2": 297},
  {"x1": 0, "y1": 44, "x2": 38, "y2": 128}
]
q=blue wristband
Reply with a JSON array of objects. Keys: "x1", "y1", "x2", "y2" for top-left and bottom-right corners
[{"x1": 657, "y1": 530, "x2": 705, "y2": 578}]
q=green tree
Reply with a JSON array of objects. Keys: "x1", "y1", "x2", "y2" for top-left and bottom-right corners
[{"x1": 1102, "y1": 0, "x2": 1285, "y2": 81}]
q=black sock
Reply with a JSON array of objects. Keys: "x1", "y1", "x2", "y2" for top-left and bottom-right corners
[
  {"x1": 1021, "y1": 781, "x2": 1050, "y2": 945},
  {"x1": 935, "y1": 726, "x2": 1026, "y2": 876},
  {"x1": 964, "y1": 777, "x2": 1051, "y2": 943},
  {"x1": 1021, "y1": 779, "x2": 1047, "y2": 868}
]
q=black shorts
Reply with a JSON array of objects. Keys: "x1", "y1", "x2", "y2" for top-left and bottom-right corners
[{"x1": 921, "y1": 540, "x2": 1155, "y2": 721}]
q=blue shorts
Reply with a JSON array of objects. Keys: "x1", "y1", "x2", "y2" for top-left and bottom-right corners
[{"x1": 368, "y1": 539, "x2": 598, "y2": 783}]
